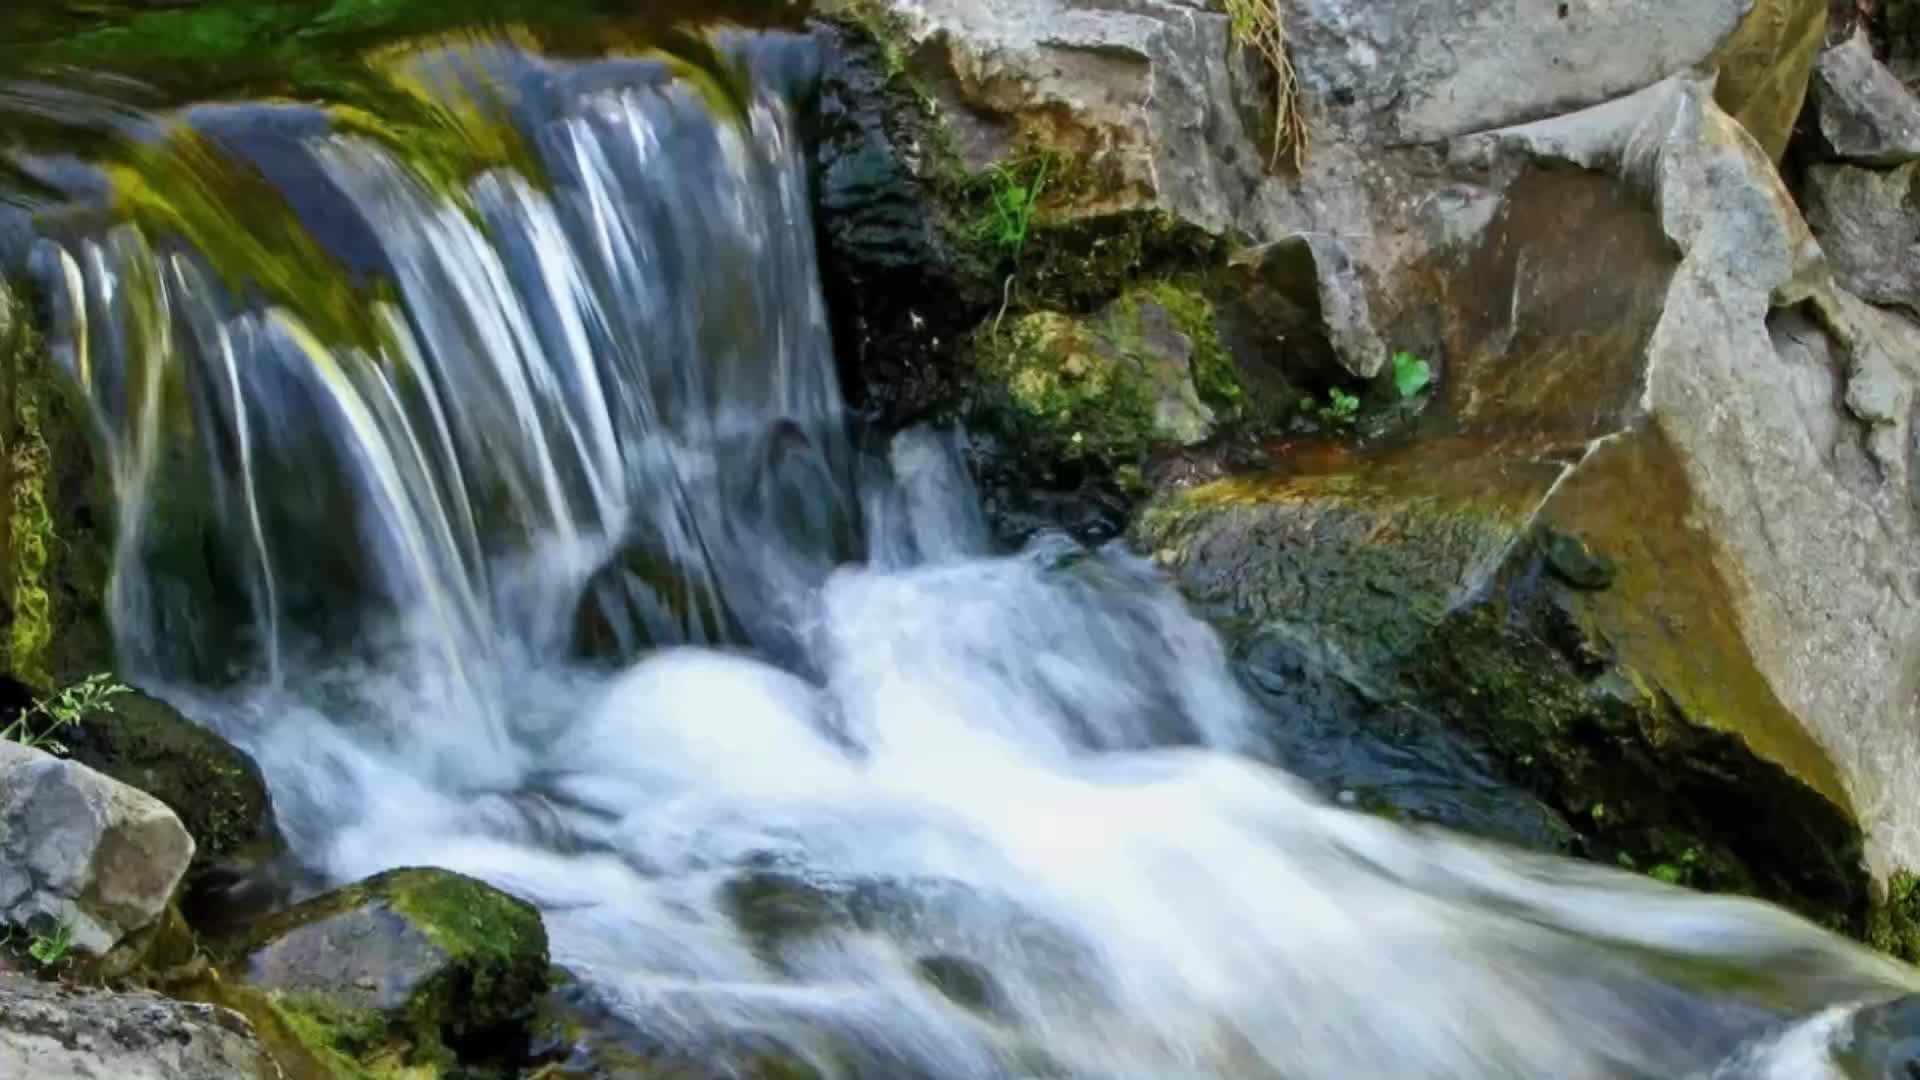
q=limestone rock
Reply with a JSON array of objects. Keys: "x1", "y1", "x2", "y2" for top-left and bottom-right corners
[
  {"x1": 0, "y1": 974, "x2": 280, "y2": 1080},
  {"x1": 230, "y1": 867, "x2": 549, "y2": 1073},
  {"x1": 1802, "y1": 160, "x2": 1920, "y2": 315},
  {"x1": 0, "y1": 739, "x2": 195, "y2": 954},
  {"x1": 1809, "y1": 29, "x2": 1920, "y2": 164},
  {"x1": 1141, "y1": 75, "x2": 1920, "y2": 917}
]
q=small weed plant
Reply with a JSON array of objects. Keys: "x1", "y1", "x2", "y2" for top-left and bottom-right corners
[
  {"x1": 1302, "y1": 387, "x2": 1361, "y2": 427},
  {"x1": 983, "y1": 156, "x2": 1050, "y2": 266},
  {"x1": 2, "y1": 921, "x2": 76, "y2": 972},
  {"x1": 1, "y1": 672, "x2": 130, "y2": 755},
  {"x1": 27, "y1": 923, "x2": 73, "y2": 970},
  {"x1": 1391, "y1": 350, "x2": 1433, "y2": 400}
]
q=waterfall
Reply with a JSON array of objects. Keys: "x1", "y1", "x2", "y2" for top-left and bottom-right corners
[{"x1": 21, "y1": 30, "x2": 1920, "y2": 1079}]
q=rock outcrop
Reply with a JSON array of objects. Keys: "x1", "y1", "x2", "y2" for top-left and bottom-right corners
[
  {"x1": 815, "y1": 0, "x2": 1920, "y2": 927},
  {"x1": 0, "y1": 974, "x2": 281, "y2": 1080},
  {"x1": 1, "y1": 739, "x2": 195, "y2": 954},
  {"x1": 1807, "y1": 28, "x2": 1920, "y2": 164}
]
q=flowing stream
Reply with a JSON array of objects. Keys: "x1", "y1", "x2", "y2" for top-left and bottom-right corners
[{"x1": 17, "y1": 29, "x2": 1920, "y2": 1080}]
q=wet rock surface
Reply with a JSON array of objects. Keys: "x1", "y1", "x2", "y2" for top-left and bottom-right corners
[{"x1": 0, "y1": 973, "x2": 281, "y2": 1080}]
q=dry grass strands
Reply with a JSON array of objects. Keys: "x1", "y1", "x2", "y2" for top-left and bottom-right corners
[{"x1": 1224, "y1": 0, "x2": 1309, "y2": 171}]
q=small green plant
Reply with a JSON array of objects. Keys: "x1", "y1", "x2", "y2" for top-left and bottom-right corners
[
  {"x1": 1391, "y1": 350, "x2": 1433, "y2": 400},
  {"x1": 1648, "y1": 847, "x2": 1703, "y2": 887},
  {"x1": 27, "y1": 923, "x2": 73, "y2": 970},
  {"x1": 1301, "y1": 387, "x2": 1361, "y2": 427},
  {"x1": 982, "y1": 156, "x2": 1050, "y2": 265},
  {"x1": 0, "y1": 672, "x2": 130, "y2": 755}
]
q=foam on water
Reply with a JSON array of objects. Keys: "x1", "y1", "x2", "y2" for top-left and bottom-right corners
[{"x1": 23, "y1": 31, "x2": 1920, "y2": 1079}]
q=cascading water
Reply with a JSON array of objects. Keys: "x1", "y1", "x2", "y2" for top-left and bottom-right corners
[{"x1": 16, "y1": 28, "x2": 1920, "y2": 1079}]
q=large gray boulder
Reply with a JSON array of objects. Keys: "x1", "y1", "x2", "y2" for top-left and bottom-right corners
[
  {"x1": 0, "y1": 974, "x2": 280, "y2": 1080},
  {"x1": 0, "y1": 740, "x2": 195, "y2": 954}
]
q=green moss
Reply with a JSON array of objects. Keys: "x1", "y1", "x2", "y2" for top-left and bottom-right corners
[
  {"x1": 0, "y1": 0, "x2": 806, "y2": 103},
  {"x1": 4, "y1": 308, "x2": 56, "y2": 691},
  {"x1": 973, "y1": 312, "x2": 1159, "y2": 466},
  {"x1": 220, "y1": 867, "x2": 548, "y2": 1078},
  {"x1": 1122, "y1": 281, "x2": 1243, "y2": 418},
  {"x1": 275, "y1": 993, "x2": 412, "y2": 1080},
  {"x1": 385, "y1": 869, "x2": 546, "y2": 1021},
  {"x1": 1868, "y1": 870, "x2": 1920, "y2": 963}
]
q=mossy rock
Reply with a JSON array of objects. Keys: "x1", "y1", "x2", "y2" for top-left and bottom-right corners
[
  {"x1": 1135, "y1": 436, "x2": 1871, "y2": 931},
  {"x1": 61, "y1": 690, "x2": 282, "y2": 870},
  {"x1": 971, "y1": 281, "x2": 1230, "y2": 470},
  {"x1": 224, "y1": 867, "x2": 550, "y2": 1079},
  {"x1": 1869, "y1": 871, "x2": 1920, "y2": 964}
]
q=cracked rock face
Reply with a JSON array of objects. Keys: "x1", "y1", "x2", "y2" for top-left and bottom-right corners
[
  {"x1": 0, "y1": 974, "x2": 279, "y2": 1080},
  {"x1": 0, "y1": 740, "x2": 195, "y2": 954}
]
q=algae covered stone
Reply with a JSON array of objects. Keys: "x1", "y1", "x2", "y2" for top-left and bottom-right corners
[
  {"x1": 232, "y1": 867, "x2": 549, "y2": 1077},
  {"x1": 974, "y1": 283, "x2": 1228, "y2": 467}
]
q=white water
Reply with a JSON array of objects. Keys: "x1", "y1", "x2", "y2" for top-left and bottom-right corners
[{"x1": 24, "y1": 35, "x2": 1920, "y2": 1079}]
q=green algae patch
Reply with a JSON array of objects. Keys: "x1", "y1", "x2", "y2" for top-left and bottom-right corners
[{"x1": 1538, "y1": 427, "x2": 1853, "y2": 819}]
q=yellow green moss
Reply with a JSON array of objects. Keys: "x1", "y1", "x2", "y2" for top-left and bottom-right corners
[
  {"x1": 974, "y1": 312, "x2": 1158, "y2": 465},
  {"x1": 1868, "y1": 870, "x2": 1920, "y2": 962},
  {"x1": 1117, "y1": 281, "x2": 1243, "y2": 418},
  {"x1": 3, "y1": 295, "x2": 56, "y2": 690}
]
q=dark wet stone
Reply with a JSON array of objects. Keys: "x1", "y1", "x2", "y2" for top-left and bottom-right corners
[
  {"x1": 1541, "y1": 527, "x2": 1617, "y2": 590},
  {"x1": 62, "y1": 690, "x2": 282, "y2": 869}
]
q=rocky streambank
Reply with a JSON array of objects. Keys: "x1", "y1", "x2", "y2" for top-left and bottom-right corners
[{"x1": 6, "y1": 0, "x2": 1920, "y2": 1076}]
